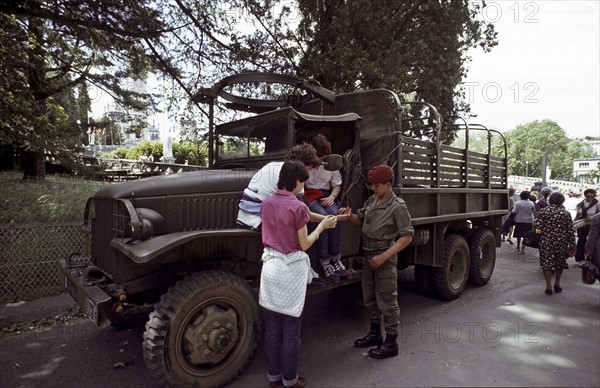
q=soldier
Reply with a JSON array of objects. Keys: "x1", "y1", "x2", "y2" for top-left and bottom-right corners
[{"x1": 339, "y1": 165, "x2": 414, "y2": 359}]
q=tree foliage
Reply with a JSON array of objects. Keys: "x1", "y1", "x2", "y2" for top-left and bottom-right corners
[
  {"x1": 110, "y1": 140, "x2": 207, "y2": 166},
  {"x1": 492, "y1": 120, "x2": 595, "y2": 180},
  {"x1": 0, "y1": 0, "x2": 164, "y2": 178},
  {"x1": 297, "y1": 0, "x2": 497, "y2": 123},
  {"x1": 1, "y1": 0, "x2": 498, "y2": 178}
]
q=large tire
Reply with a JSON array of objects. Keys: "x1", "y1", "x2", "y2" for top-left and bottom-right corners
[
  {"x1": 468, "y1": 229, "x2": 496, "y2": 286},
  {"x1": 143, "y1": 271, "x2": 259, "y2": 388},
  {"x1": 414, "y1": 265, "x2": 434, "y2": 296},
  {"x1": 431, "y1": 235, "x2": 470, "y2": 301}
]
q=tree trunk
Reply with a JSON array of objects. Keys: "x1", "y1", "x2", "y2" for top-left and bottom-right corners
[{"x1": 21, "y1": 150, "x2": 46, "y2": 180}]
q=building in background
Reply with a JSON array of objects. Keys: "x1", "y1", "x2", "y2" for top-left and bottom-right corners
[
  {"x1": 573, "y1": 158, "x2": 600, "y2": 186},
  {"x1": 573, "y1": 136, "x2": 600, "y2": 186}
]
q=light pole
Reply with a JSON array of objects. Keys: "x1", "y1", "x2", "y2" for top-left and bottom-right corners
[{"x1": 526, "y1": 161, "x2": 529, "y2": 177}]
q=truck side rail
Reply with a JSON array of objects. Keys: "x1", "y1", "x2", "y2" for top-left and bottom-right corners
[{"x1": 396, "y1": 124, "x2": 507, "y2": 189}]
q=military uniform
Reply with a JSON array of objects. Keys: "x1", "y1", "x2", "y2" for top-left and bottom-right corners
[{"x1": 357, "y1": 193, "x2": 414, "y2": 336}]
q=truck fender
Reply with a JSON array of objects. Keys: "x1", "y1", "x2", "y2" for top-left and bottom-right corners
[{"x1": 110, "y1": 229, "x2": 261, "y2": 264}]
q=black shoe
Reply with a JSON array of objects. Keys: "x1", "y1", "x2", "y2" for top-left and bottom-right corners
[
  {"x1": 368, "y1": 335, "x2": 398, "y2": 359},
  {"x1": 355, "y1": 332, "x2": 383, "y2": 348},
  {"x1": 553, "y1": 285, "x2": 562, "y2": 293},
  {"x1": 330, "y1": 257, "x2": 349, "y2": 278},
  {"x1": 506, "y1": 239, "x2": 513, "y2": 245},
  {"x1": 545, "y1": 288, "x2": 553, "y2": 295},
  {"x1": 320, "y1": 261, "x2": 340, "y2": 282}
]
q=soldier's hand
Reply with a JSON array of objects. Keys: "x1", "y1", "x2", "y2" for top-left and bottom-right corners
[{"x1": 369, "y1": 253, "x2": 387, "y2": 268}]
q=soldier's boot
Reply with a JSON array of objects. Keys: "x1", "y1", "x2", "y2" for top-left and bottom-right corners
[
  {"x1": 354, "y1": 322, "x2": 383, "y2": 348},
  {"x1": 368, "y1": 334, "x2": 399, "y2": 359}
]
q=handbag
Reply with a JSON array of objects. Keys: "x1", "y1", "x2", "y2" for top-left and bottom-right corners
[
  {"x1": 522, "y1": 221, "x2": 541, "y2": 249},
  {"x1": 581, "y1": 260, "x2": 600, "y2": 285},
  {"x1": 501, "y1": 212, "x2": 516, "y2": 235}
]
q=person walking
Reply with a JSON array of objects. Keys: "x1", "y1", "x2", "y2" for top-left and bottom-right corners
[
  {"x1": 511, "y1": 191, "x2": 535, "y2": 254},
  {"x1": 259, "y1": 160, "x2": 338, "y2": 388},
  {"x1": 534, "y1": 186, "x2": 552, "y2": 217},
  {"x1": 574, "y1": 188, "x2": 600, "y2": 262},
  {"x1": 502, "y1": 187, "x2": 517, "y2": 244},
  {"x1": 304, "y1": 134, "x2": 346, "y2": 280},
  {"x1": 584, "y1": 213, "x2": 600, "y2": 281},
  {"x1": 339, "y1": 165, "x2": 414, "y2": 359},
  {"x1": 536, "y1": 192, "x2": 576, "y2": 295}
]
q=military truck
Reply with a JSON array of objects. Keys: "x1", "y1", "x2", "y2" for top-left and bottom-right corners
[{"x1": 58, "y1": 72, "x2": 509, "y2": 387}]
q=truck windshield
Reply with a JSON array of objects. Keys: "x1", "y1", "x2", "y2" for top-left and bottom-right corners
[{"x1": 216, "y1": 113, "x2": 288, "y2": 161}]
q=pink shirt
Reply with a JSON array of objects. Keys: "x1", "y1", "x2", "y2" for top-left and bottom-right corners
[{"x1": 261, "y1": 190, "x2": 310, "y2": 253}]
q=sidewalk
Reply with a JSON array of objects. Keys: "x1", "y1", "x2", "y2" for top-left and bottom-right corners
[{"x1": 0, "y1": 293, "x2": 77, "y2": 328}]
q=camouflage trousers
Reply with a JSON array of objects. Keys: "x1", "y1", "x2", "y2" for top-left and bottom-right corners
[{"x1": 361, "y1": 251, "x2": 400, "y2": 336}]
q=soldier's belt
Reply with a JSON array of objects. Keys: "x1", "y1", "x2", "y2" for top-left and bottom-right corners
[{"x1": 362, "y1": 239, "x2": 393, "y2": 251}]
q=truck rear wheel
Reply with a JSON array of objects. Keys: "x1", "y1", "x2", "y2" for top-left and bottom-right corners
[
  {"x1": 143, "y1": 271, "x2": 259, "y2": 388},
  {"x1": 432, "y1": 235, "x2": 470, "y2": 300},
  {"x1": 468, "y1": 229, "x2": 496, "y2": 286}
]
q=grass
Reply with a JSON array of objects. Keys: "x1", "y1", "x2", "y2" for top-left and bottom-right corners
[{"x1": 0, "y1": 172, "x2": 109, "y2": 223}]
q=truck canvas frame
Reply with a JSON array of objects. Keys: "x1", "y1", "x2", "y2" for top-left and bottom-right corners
[{"x1": 58, "y1": 72, "x2": 509, "y2": 387}]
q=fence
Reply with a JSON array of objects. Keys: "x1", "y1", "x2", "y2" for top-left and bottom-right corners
[{"x1": 0, "y1": 221, "x2": 87, "y2": 303}]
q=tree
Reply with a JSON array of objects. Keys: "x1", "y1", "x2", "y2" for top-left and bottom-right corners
[
  {"x1": 492, "y1": 120, "x2": 595, "y2": 179},
  {"x1": 1, "y1": 0, "x2": 499, "y2": 179},
  {"x1": 296, "y1": 0, "x2": 497, "y2": 132},
  {"x1": 0, "y1": 0, "x2": 164, "y2": 179}
]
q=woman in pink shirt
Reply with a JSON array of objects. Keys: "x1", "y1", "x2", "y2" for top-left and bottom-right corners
[{"x1": 259, "y1": 160, "x2": 337, "y2": 388}]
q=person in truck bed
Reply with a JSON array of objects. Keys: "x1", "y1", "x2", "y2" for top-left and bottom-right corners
[
  {"x1": 236, "y1": 144, "x2": 321, "y2": 230},
  {"x1": 304, "y1": 134, "x2": 347, "y2": 280},
  {"x1": 339, "y1": 165, "x2": 414, "y2": 359}
]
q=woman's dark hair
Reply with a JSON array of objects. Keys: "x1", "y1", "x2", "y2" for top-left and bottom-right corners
[
  {"x1": 277, "y1": 160, "x2": 309, "y2": 191},
  {"x1": 584, "y1": 188, "x2": 597, "y2": 196},
  {"x1": 519, "y1": 191, "x2": 530, "y2": 200},
  {"x1": 310, "y1": 134, "x2": 332, "y2": 158},
  {"x1": 284, "y1": 144, "x2": 320, "y2": 168},
  {"x1": 548, "y1": 191, "x2": 565, "y2": 206},
  {"x1": 529, "y1": 194, "x2": 537, "y2": 203}
]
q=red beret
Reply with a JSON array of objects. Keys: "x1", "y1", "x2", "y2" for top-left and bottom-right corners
[{"x1": 368, "y1": 165, "x2": 394, "y2": 184}]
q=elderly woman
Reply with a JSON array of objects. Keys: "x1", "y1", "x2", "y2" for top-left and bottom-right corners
[
  {"x1": 511, "y1": 191, "x2": 535, "y2": 254},
  {"x1": 536, "y1": 192, "x2": 576, "y2": 295}
]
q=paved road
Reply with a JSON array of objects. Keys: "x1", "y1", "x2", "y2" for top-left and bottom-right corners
[{"x1": 1, "y1": 243, "x2": 599, "y2": 387}]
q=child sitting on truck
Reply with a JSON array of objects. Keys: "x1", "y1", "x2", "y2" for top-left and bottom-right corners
[{"x1": 304, "y1": 134, "x2": 347, "y2": 280}]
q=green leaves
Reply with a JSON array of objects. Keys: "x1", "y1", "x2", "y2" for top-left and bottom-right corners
[{"x1": 501, "y1": 120, "x2": 595, "y2": 180}]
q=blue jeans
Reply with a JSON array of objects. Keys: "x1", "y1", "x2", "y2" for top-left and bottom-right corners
[
  {"x1": 264, "y1": 309, "x2": 302, "y2": 387},
  {"x1": 308, "y1": 190, "x2": 341, "y2": 260}
]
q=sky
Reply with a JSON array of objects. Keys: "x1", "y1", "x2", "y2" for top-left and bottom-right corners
[{"x1": 463, "y1": 0, "x2": 600, "y2": 139}]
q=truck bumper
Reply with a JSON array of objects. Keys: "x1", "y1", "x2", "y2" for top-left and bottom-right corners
[{"x1": 57, "y1": 259, "x2": 111, "y2": 327}]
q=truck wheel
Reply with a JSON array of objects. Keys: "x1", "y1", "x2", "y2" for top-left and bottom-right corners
[
  {"x1": 432, "y1": 235, "x2": 470, "y2": 301},
  {"x1": 143, "y1": 271, "x2": 259, "y2": 388},
  {"x1": 414, "y1": 265, "x2": 433, "y2": 296},
  {"x1": 468, "y1": 229, "x2": 496, "y2": 286}
]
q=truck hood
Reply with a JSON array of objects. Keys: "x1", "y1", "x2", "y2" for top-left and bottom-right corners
[{"x1": 93, "y1": 169, "x2": 257, "y2": 199}]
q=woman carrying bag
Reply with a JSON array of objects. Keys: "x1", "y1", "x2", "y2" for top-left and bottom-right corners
[{"x1": 536, "y1": 192, "x2": 576, "y2": 295}]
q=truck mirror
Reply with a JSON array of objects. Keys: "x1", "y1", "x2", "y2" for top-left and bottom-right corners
[{"x1": 323, "y1": 154, "x2": 343, "y2": 171}]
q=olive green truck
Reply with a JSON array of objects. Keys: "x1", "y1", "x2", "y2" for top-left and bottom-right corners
[{"x1": 58, "y1": 73, "x2": 509, "y2": 387}]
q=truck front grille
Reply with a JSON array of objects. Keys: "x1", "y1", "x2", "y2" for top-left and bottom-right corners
[{"x1": 90, "y1": 198, "x2": 129, "y2": 275}]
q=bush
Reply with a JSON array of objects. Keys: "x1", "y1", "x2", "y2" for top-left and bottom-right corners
[{"x1": 0, "y1": 173, "x2": 108, "y2": 223}]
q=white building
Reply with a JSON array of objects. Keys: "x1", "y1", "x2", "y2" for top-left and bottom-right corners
[{"x1": 573, "y1": 158, "x2": 600, "y2": 185}]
